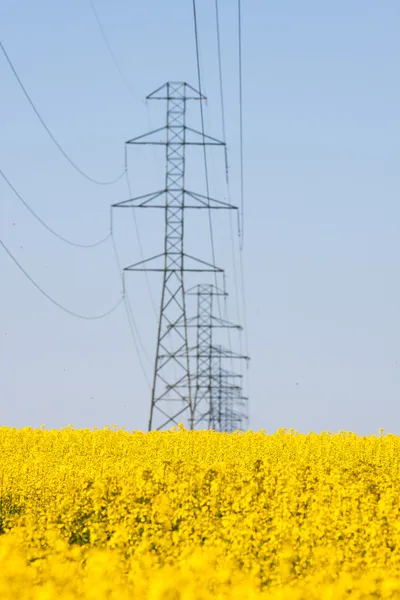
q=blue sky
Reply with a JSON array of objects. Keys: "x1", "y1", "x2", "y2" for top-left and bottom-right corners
[{"x1": 1, "y1": 0, "x2": 400, "y2": 434}]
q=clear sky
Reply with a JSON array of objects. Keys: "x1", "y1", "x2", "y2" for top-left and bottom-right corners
[{"x1": 1, "y1": 0, "x2": 400, "y2": 435}]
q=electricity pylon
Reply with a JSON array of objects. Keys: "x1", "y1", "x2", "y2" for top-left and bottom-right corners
[
  {"x1": 186, "y1": 284, "x2": 242, "y2": 428},
  {"x1": 173, "y1": 283, "x2": 249, "y2": 429},
  {"x1": 113, "y1": 82, "x2": 237, "y2": 431},
  {"x1": 207, "y1": 346, "x2": 249, "y2": 431},
  {"x1": 214, "y1": 357, "x2": 248, "y2": 432}
]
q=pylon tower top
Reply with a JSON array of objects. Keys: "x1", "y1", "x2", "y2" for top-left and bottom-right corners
[{"x1": 146, "y1": 81, "x2": 206, "y2": 101}]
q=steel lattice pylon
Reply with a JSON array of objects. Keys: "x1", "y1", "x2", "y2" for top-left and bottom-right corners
[
  {"x1": 174, "y1": 284, "x2": 249, "y2": 430},
  {"x1": 188, "y1": 284, "x2": 239, "y2": 428},
  {"x1": 113, "y1": 82, "x2": 237, "y2": 431},
  {"x1": 214, "y1": 357, "x2": 249, "y2": 433}
]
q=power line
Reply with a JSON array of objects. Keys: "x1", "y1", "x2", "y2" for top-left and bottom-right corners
[
  {"x1": 0, "y1": 167, "x2": 111, "y2": 249},
  {"x1": 238, "y1": 0, "x2": 245, "y2": 249},
  {"x1": 214, "y1": 0, "x2": 235, "y2": 374},
  {"x1": 124, "y1": 151, "x2": 158, "y2": 318},
  {"x1": 214, "y1": 0, "x2": 243, "y2": 375},
  {"x1": 88, "y1": 0, "x2": 157, "y2": 367},
  {"x1": 214, "y1": 0, "x2": 241, "y2": 321},
  {"x1": 110, "y1": 226, "x2": 152, "y2": 365},
  {"x1": 123, "y1": 296, "x2": 152, "y2": 389},
  {"x1": 214, "y1": 0, "x2": 249, "y2": 409},
  {"x1": 0, "y1": 39, "x2": 125, "y2": 186},
  {"x1": 239, "y1": 246, "x2": 249, "y2": 363},
  {"x1": 236, "y1": 0, "x2": 250, "y2": 393},
  {"x1": 215, "y1": 0, "x2": 227, "y2": 148},
  {"x1": 1, "y1": 176, "x2": 152, "y2": 382},
  {"x1": 89, "y1": 0, "x2": 143, "y2": 104},
  {"x1": 110, "y1": 231, "x2": 152, "y2": 387},
  {"x1": 88, "y1": 0, "x2": 156, "y2": 321},
  {"x1": 192, "y1": 0, "x2": 223, "y2": 322},
  {"x1": 1, "y1": 239, "x2": 123, "y2": 320},
  {"x1": 2, "y1": 233, "x2": 151, "y2": 386},
  {"x1": 87, "y1": 0, "x2": 158, "y2": 320}
]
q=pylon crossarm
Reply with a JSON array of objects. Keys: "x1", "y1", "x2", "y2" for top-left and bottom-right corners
[
  {"x1": 147, "y1": 82, "x2": 206, "y2": 101},
  {"x1": 184, "y1": 126, "x2": 224, "y2": 146},
  {"x1": 186, "y1": 284, "x2": 227, "y2": 296},
  {"x1": 126, "y1": 126, "x2": 167, "y2": 145},
  {"x1": 112, "y1": 190, "x2": 165, "y2": 208},
  {"x1": 185, "y1": 191, "x2": 237, "y2": 210},
  {"x1": 210, "y1": 316, "x2": 242, "y2": 329},
  {"x1": 183, "y1": 253, "x2": 223, "y2": 272},
  {"x1": 211, "y1": 345, "x2": 250, "y2": 361}
]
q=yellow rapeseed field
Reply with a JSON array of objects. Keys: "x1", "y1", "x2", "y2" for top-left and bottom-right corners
[{"x1": 1, "y1": 425, "x2": 400, "y2": 598}]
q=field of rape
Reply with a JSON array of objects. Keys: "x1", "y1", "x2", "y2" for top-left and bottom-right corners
[{"x1": 1, "y1": 426, "x2": 400, "y2": 598}]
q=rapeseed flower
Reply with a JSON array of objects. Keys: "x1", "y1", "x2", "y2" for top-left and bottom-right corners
[{"x1": 0, "y1": 426, "x2": 399, "y2": 598}]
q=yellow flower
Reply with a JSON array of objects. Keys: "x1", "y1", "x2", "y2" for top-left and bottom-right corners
[{"x1": 0, "y1": 427, "x2": 400, "y2": 598}]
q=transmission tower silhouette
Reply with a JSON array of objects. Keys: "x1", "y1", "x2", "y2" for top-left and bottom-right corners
[
  {"x1": 214, "y1": 355, "x2": 249, "y2": 432},
  {"x1": 113, "y1": 82, "x2": 238, "y2": 431},
  {"x1": 183, "y1": 283, "x2": 249, "y2": 430}
]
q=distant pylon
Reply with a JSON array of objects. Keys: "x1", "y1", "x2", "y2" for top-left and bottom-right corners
[
  {"x1": 214, "y1": 355, "x2": 248, "y2": 432},
  {"x1": 113, "y1": 82, "x2": 237, "y2": 431},
  {"x1": 173, "y1": 284, "x2": 249, "y2": 429},
  {"x1": 208, "y1": 346, "x2": 249, "y2": 431},
  {"x1": 187, "y1": 283, "x2": 241, "y2": 428}
]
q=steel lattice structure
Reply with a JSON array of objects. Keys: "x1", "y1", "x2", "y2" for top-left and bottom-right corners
[
  {"x1": 214, "y1": 358, "x2": 249, "y2": 433},
  {"x1": 186, "y1": 284, "x2": 241, "y2": 428},
  {"x1": 174, "y1": 284, "x2": 249, "y2": 430},
  {"x1": 113, "y1": 82, "x2": 237, "y2": 431}
]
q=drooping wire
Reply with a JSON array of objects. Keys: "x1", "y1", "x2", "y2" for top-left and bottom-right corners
[
  {"x1": 237, "y1": 0, "x2": 245, "y2": 249},
  {"x1": 0, "y1": 40, "x2": 125, "y2": 186},
  {"x1": 215, "y1": 0, "x2": 242, "y2": 347},
  {"x1": 0, "y1": 167, "x2": 110, "y2": 249},
  {"x1": 215, "y1": 0, "x2": 227, "y2": 154},
  {"x1": 239, "y1": 246, "x2": 249, "y2": 369},
  {"x1": 89, "y1": 0, "x2": 143, "y2": 104},
  {"x1": 1, "y1": 24, "x2": 151, "y2": 388},
  {"x1": 213, "y1": 0, "x2": 236, "y2": 375},
  {"x1": 2, "y1": 231, "x2": 151, "y2": 386},
  {"x1": 215, "y1": 0, "x2": 250, "y2": 417},
  {"x1": 1, "y1": 239, "x2": 123, "y2": 320},
  {"x1": 124, "y1": 145, "x2": 158, "y2": 318},
  {"x1": 85, "y1": 0, "x2": 154, "y2": 386},
  {"x1": 191, "y1": 0, "x2": 223, "y2": 322},
  {"x1": 110, "y1": 225, "x2": 152, "y2": 388},
  {"x1": 236, "y1": 0, "x2": 250, "y2": 370}
]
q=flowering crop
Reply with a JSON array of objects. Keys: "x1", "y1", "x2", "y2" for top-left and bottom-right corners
[{"x1": 1, "y1": 425, "x2": 400, "y2": 598}]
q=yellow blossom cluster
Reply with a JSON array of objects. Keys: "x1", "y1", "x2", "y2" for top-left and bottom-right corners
[{"x1": 1, "y1": 425, "x2": 400, "y2": 598}]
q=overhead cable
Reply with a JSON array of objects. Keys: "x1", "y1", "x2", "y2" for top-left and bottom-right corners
[
  {"x1": 0, "y1": 40, "x2": 125, "y2": 186},
  {"x1": 191, "y1": 0, "x2": 223, "y2": 322},
  {"x1": 239, "y1": 246, "x2": 249, "y2": 367},
  {"x1": 1, "y1": 240, "x2": 123, "y2": 320},
  {"x1": 214, "y1": 0, "x2": 243, "y2": 369},
  {"x1": 0, "y1": 167, "x2": 110, "y2": 249},
  {"x1": 89, "y1": 0, "x2": 143, "y2": 104},
  {"x1": 214, "y1": 0, "x2": 249, "y2": 393},
  {"x1": 238, "y1": 0, "x2": 245, "y2": 249},
  {"x1": 124, "y1": 147, "x2": 158, "y2": 318},
  {"x1": 85, "y1": 2, "x2": 153, "y2": 385},
  {"x1": 237, "y1": 0, "x2": 250, "y2": 370},
  {"x1": 110, "y1": 230, "x2": 152, "y2": 388}
]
